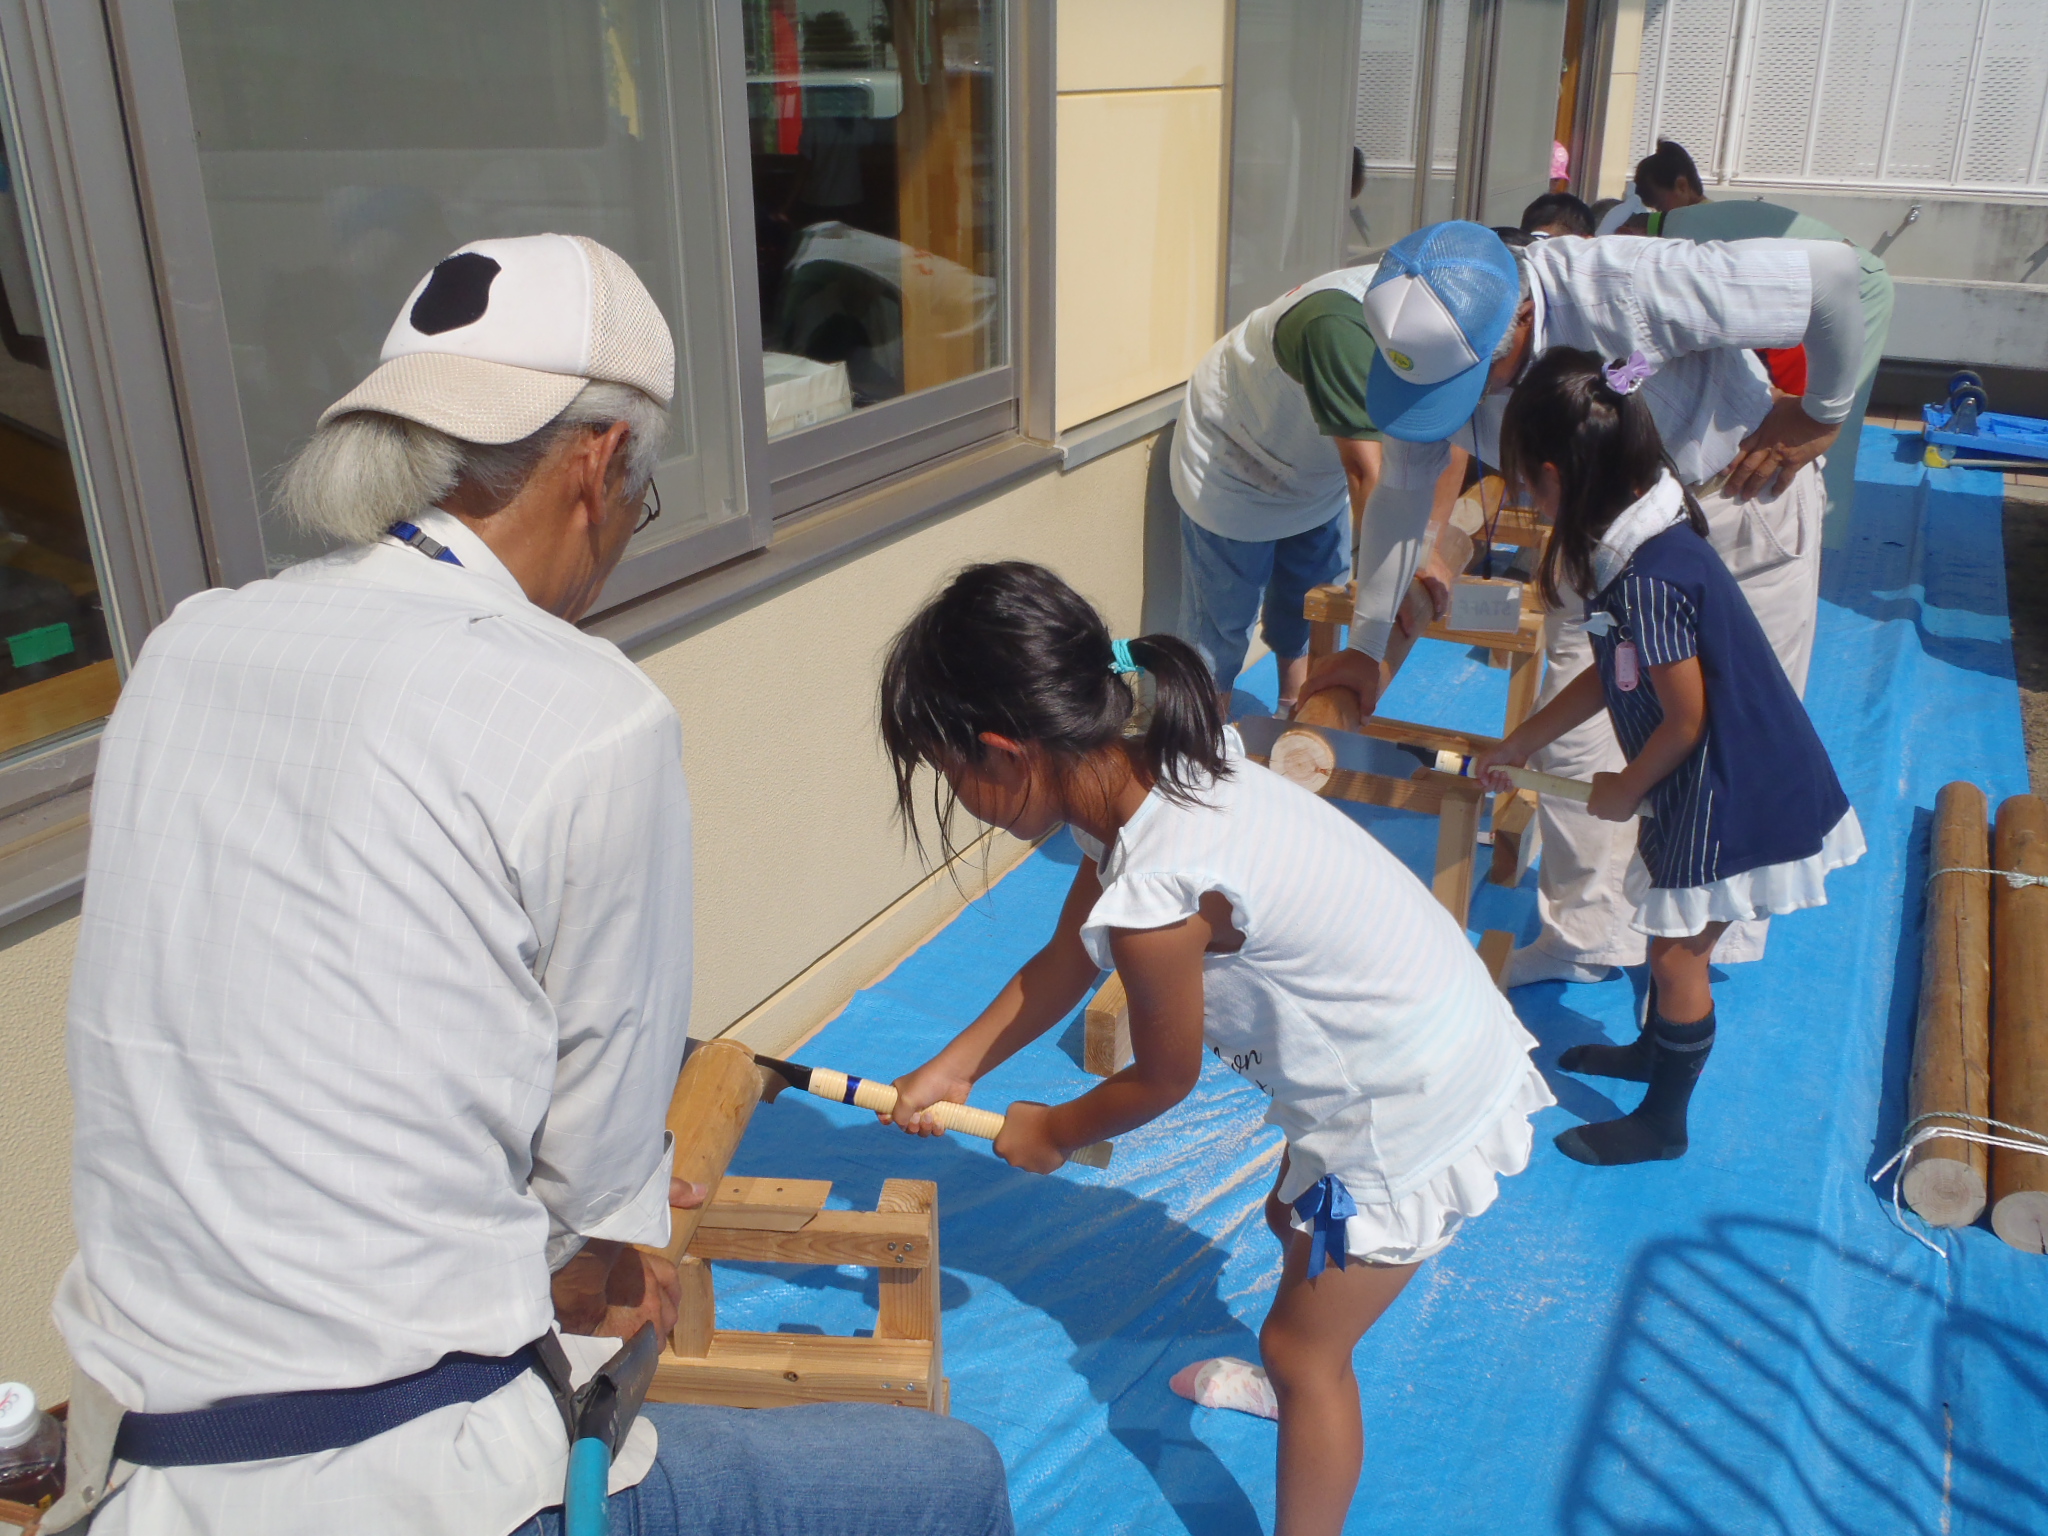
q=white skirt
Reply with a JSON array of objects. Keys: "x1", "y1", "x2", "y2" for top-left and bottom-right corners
[
  {"x1": 1289, "y1": 1064, "x2": 1556, "y2": 1266},
  {"x1": 1627, "y1": 807, "x2": 1866, "y2": 938}
]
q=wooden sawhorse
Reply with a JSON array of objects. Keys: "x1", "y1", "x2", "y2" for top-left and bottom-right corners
[{"x1": 640, "y1": 1043, "x2": 950, "y2": 1414}]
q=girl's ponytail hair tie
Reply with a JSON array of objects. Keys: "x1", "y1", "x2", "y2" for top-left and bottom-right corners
[
  {"x1": 1109, "y1": 638, "x2": 1141, "y2": 675},
  {"x1": 1603, "y1": 351, "x2": 1655, "y2": 395}
]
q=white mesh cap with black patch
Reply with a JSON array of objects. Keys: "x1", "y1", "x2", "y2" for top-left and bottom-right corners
[{"x1": 317, "y1": 234, "x2": 676, "y2": 445}]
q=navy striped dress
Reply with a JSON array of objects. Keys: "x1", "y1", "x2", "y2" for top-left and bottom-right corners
[{"x1": 1589, "y1": 524, "x2": 1849, "y2": 890}]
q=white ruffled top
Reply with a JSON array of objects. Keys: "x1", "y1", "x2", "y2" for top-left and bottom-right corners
[{"x1": 1068, "y1": 731, "x2": 1554, "y2": 1228}]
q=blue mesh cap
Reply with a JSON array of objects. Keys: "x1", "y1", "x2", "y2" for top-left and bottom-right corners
[{"x1": 1362, "y1": 222, "x2": 1521, "y2": 443}]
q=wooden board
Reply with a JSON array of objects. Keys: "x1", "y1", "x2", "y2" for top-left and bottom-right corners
[
  {"x1": 876, "y1": 1179, "x2": 945, "y2": 1411},
  {"x1": 1489, "y1": 788, "x2": 1539, "y2": 888},
  {"x1": 1084, "y1": 972, "x2": 1132, "y2": 1077},
  {"x1": 698, "y1": 1175, "x2": 834, "y2": 1232},
  {"x1": 1320, "y1": 765, "x2": 1484, "y2": 819},
  {"x1": 651, "y1": 1331, "x2": 939, "y2": 1410},
  {"x1": 1904, "y1": 782, "x2": 1992, "y2": 1227},
  {"x1": 0, "y1": 657, "x2": 119, "y2": 758},
  {"x1": 1991, "y1": 794, "x2": 2048, "y2": 1252},
  {"x1": 687, "y1": 1207, "x2": 931, "y2": 1268},
  {"x1": 1434, "y1": 782, "x2": 1481, "y2": 924},
  {"x1": 1303, "y1": 582, "x2": 1543, "y2": 654},
  {"x1": 1477, "y1": 930, "x2": 1514, "y2": 991},
  {"x1": 1357, "y1": 715, "x2": 1502, "y2": 760}
]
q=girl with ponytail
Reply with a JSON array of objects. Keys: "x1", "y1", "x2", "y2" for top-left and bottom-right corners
[
  {"x1": 1477, "y1": 348, "x2": 1863, "y2": 1167},
  {"x1": 880, "y1": 560, "x2": 1551, "y2": 1534}
]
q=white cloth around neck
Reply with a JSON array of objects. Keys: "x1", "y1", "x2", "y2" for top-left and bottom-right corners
[{"x1": 1589, "y1": 471, "x2": 1686, "y2": 594}]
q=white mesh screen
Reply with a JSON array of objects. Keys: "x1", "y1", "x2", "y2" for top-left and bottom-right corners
[
  {"x1": 1807, "y1": 0, "x2": 1907, "y2": 183},
  {"x1": 1430, "y1": 0, "x2": 1467, "y2": 169},
  {"x1": 1631, "y1": 0, "x2": 2048, "y2": 194},
  {"x1": 1357, "y1": 1, "x2": 1422, "y2": 166},
  {"x1": 1737, "y1": 0, "x2": 1826, "y2": 181},
  {"x1": 1960, "y1": 1, "x2": 2048, "y2": 185},
  {"x1": 1632, "y1": 0, "x2": 1741, "y2": 173}
]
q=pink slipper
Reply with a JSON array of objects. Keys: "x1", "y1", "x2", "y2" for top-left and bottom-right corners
[{"x1": 1169, "y1": 1357, "x2": 1279, "y2": 1420}]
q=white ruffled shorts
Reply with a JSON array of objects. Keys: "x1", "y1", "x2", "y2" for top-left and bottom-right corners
[
  {"x1": 1285, "y1": 1064, "x2": 1556, "y2": 1266},
  {"x1": 1626, "y1": 807, "x2": 1866, "y2": 938}
]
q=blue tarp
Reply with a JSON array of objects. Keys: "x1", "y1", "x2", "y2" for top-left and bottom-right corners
[{"x1": 711, "y1": 428, "x2": 2046, "y2": 1534}]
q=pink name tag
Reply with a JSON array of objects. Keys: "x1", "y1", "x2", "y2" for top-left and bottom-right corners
[{"x1": 1615, "y1": 640, "x2": 1640, "y2": 692}]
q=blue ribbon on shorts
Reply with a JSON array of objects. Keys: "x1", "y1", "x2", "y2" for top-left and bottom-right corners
[{"x1": 1292, "y1": 1174, "x2": 1357, "y2": 1279}]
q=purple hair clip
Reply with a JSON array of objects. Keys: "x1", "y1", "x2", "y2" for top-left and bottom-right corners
[{"x1": 1604, "y1": 351, "x2": 1654, "y2": 395}]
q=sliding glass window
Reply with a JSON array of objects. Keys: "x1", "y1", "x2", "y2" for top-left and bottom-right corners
[
  {"x1": 744, "y1": 0, "x2": 1013, "y2": 514},
  {"x1": 0, "y1": 112, "x2": 117, "y2": 764},
  {"x1": 166, "y1": 0, "x2": 762, "y2": 607}
]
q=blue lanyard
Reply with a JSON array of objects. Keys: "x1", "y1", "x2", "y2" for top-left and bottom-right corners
[{"x1": 388, "y1": 521, "x2": 462, "y2": 566}]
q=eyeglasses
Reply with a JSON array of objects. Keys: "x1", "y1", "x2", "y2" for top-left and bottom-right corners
[{"x1": 633, "y1": 480, "x2": 661, "y2": 537}]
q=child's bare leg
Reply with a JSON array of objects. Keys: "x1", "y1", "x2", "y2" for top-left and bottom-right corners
[
  {"x1": 1557, "y1": 921, "x2": 1727, "y2": 1166},
  {"x1": 1648, "y1": 924, "x2": 1723, "y2": 1021},
  {"x1": 1261, "y1": 1231, "x2": 1415, "y2": 1536}
]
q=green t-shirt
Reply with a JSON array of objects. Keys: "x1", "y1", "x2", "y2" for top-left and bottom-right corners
[{"x1": 1272, "y1": 288, "x2": 1381, "y2": 440}]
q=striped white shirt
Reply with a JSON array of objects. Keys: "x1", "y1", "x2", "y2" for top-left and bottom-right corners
[
  {"x1": 53, "y1": 510, "x2": 689, "y2": 1535},
  {"x1": 1069, "y1": 736, "x2": 1539, "y2": 1207}
]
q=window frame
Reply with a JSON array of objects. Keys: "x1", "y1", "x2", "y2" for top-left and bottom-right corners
[
  {"x1": 0, "y1": 0, "x2": 1056, "y2": 920},
  {"x1": 707, "y1": 0, "x2": 1034, "y2": 523},
  {"x1": 0, "y1": 0, "x2": 221, "y2": 903}
]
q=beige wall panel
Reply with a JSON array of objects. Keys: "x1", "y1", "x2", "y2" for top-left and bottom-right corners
[
  {"x1": 0, "y1": 436, "x2": 1175, "y2": 1403},
  {"x1": 1598, "y1": 0, "x2": 1647, "y2": 198},
  {"x1": 1057, "y1": 0, "x2": 1228, "y2": 93},
  {"x1": 638, "y1": 444, "x2": 1152, "y2": 1034},
  {"x1": 0, "y1": 898, "x2": 81, "y2": 1399},
  {"x1": 1056, "y1": 88, "x2": 1224, "y2": 432}
]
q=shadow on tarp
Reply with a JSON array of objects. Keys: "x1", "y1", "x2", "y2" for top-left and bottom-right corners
[
  {"x1": 1821, "y1": 429, "x2": 2013, "y2": 679},
  {"x1": 720, "y1": 1096, "x2": 1271, "y2": 1536},
  {"x1": 1559, "y1": 1215, "x2": 2048, "y2": 1536},
  {"x1": 1866, "y1": 803, "x2": 1935, "y2": 1186}
]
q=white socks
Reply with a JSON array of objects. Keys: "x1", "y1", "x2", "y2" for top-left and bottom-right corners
[
  {"x1": 1503, "y1": 943, "x2": 1615, "y2": 989},
  {"x1": 1169, "y1": 1357, "x2": 1279, "y2": 1421}
]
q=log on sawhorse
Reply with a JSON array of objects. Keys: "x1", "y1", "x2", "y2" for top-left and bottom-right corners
[
  {"x1": 637, "y1": 1042, "x2": 950, "y2": 1413},
  {"x1": 1083, "y1": 761, "x2": 1517, "y2": 1078}
]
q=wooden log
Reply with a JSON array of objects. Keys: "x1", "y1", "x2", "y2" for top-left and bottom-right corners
[
  {"x1": 658, "y1": 1040, "x2": 762, "y2": 1266},
  {"x1": 1991, "y1": 794, "x2": 2048, "y2": 1251},
  {"x1": 1083, "y1": 972, "x2": 1132, "y2": 1077},
  {"x1": 1903, "y1": 782, "x2": 1992, "y2": 1226},
  {"x1": 1268, "y1": 688, "x2": 1358, "y2": 792}
]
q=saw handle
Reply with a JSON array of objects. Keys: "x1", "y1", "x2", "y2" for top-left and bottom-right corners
[
  {"x1": 811, "y1": 1067, "x2": 1115, "y2": 1169},
  {"x1": 1498, "y1": 764, "x2": 1655, "y2": 820}
]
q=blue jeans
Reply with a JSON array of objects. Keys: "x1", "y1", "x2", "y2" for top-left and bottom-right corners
[
  {"x1": 511, "y1": 1402, "x2": 1012, "y2": 1536},
  {"x1": 1178, "y1": 510, "x2": 1350, "y2": 693}
]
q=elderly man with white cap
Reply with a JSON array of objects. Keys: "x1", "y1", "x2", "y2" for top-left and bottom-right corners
[
  {"x1": 44, "y1": 235, "x2": 1012, "y2": 1536},
  {"x1": 1302, "y1": 220, "x2": 1866, "y2": 988}
]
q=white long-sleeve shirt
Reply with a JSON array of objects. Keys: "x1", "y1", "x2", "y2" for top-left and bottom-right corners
[
  {"x1": 1348, "y1": 235, "x2": 1865, "y2": 657},
  {"x1": 51, "y1": 509, "x2": 690, "y2": 1535}
]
